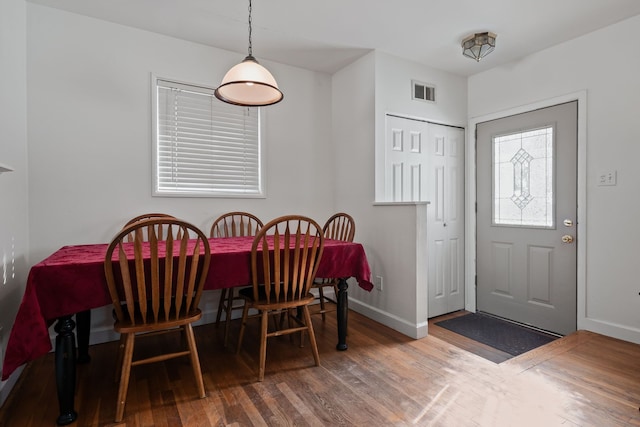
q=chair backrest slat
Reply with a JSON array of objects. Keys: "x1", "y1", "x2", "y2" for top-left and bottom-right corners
[
  {"x1": 134, "y1": 235, "x2": 148, "y2": 322},
  {"x1": 163, "y1": 231, "x2": 174, "y2": 321}
]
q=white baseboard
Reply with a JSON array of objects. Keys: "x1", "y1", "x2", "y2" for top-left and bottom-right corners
[
  {"x1": 348, "y1": 297, "x2": 427, "y2": 339},
  {"x1": 0, "y1": 365, "x2": 23, "y2": 408},
  {"x1": 579, "y1": 317, "x2": 640, "y2": 344},
  {"x1": 309, "y1": 289, "x2": 427, "y2": 339}
]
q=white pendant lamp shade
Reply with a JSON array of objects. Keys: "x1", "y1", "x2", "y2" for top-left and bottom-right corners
[
  {"x1": 215, "y1": 55, "x2": 283, "y2": 106},
  {"x1": 215, "y1": 0, "x2": 283, "y2": 107}
]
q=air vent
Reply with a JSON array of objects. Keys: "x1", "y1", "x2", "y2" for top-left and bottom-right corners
[{"x1": 412, "y1": 80, "x2": 435, "y2": 102}]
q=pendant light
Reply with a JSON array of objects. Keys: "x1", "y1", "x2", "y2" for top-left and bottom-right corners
[{"x1": 215, "y1": 0, "x2": 283, "y2": 106}]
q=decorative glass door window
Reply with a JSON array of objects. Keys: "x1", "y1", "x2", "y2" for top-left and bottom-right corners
[{"x1": 492, "y1": 126, "x2": 554, "y2": 227}]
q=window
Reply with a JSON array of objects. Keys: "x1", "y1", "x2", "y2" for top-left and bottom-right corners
[
  {"x1": 152, "y1": 75, "x2": 264, "y2": 197},
  {"x1": 411, "y1": 80, "x2": 436, "y2": 103},
  {"x1": 492, "y1": 126, "x2": 554, "y2": 227}
]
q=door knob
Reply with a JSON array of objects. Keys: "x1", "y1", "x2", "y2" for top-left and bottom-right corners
[{"x1": 561, "y1": 235, "x2": 574, "y2": 243}]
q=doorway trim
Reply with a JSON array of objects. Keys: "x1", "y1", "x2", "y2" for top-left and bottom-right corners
[{"x1": 465, "y1": 91, "x2": 587, "y2": 331}]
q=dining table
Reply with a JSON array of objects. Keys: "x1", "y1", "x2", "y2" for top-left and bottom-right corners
[{"x1": 1, "y1": 236, "x2": 372, "y2": 425}]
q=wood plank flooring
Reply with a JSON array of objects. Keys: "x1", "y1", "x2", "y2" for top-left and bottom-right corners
[{"x1": 1, "y1": 308, "x2": 639, "y2": 426}]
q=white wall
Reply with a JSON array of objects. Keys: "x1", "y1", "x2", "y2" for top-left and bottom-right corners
[
  {"x1": 0, "y1": 0, "x2": 29, "y2": 404},
  {"x1": 25, "y1": 4, "x2": 334, "y2": 343},
  {"x1": 468, "y1": 15, "x2": 640, "y2": 343},
  {"x1": 332, "y1": 51, "x2": 467, "y2": 338}
]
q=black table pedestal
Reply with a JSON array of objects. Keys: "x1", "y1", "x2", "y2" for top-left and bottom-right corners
[
  {"x1": 336, "y1": 278, "x2": 349, "y2": 351},
  {"x1": 54, "y1": 316, "x2": 78, "y2": 426},
  {"x1": 75, "y1": 310, "x2": 91, "y2": 364}
]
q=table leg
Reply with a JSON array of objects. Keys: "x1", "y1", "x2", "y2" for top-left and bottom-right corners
[
  {"x1": 54, "y1": 316, "x2": 78, "y2": 426},
  {"x1": 75, "y1": 310, "x2": 91, "y2": 363},
  {"x1": 336, "y1": 278, "x2": 349, "y2": 351}
]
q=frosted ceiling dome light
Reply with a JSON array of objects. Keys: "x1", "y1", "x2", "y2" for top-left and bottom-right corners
[{"x1": 461, "y1": 32, "x2": 497, "y2": 62}]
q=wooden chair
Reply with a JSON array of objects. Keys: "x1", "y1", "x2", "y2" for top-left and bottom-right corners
[
  {"x1": 236, "y1": 215, "x2": 325, "y2": 381},
  {"x1": 312, "y1": 213, "x2": 356, "y2": 320},
  {"x1": 123, "y1": 213, "x2": 176, "y2": 242},
  {"x1": 104, "y1": 218, "x2": 210, "y2": 422},
  {"x1": 74, "y1": 213, "x2": 178, "y2": 364},
  {"x1": 210, "y1": 212, "x2": 264, "y2": 347}
]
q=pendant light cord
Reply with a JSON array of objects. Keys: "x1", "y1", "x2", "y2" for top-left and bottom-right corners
[{"x1": 247, "y1": 0, "x2": 253, "y2": 57}]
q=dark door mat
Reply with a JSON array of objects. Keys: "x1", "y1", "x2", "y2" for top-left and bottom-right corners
[{"x1": 434, "y1": 312, "x2": 558, "y2": 357}]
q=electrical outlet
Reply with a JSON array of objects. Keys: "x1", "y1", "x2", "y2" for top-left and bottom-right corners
[{"x1": 375, "y1": 275, "x2": 383, "y2": 291}]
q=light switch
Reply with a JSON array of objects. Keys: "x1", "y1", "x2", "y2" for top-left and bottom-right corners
[{"x1": 598, "y1": 170, "x2": 617, "y2": 186}]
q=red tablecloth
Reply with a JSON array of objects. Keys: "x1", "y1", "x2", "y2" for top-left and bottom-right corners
[{"x1": 1, "y1": 237, "x2": 372, "y2": 380}]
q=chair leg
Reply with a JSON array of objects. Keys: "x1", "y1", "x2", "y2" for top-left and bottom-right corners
[
  {"x1": 258, "y1": 310, "x2": 268, "y2": 381},
  {"x1": 318, "y1": 286, "x2": 327, "y2": 321},
  {"x1": 223, "y1": 289, "x2": 235, "y2": 347},
  {"x1": 215, "y1": 288, "x2": 228, "y2": 326},
  {"x1": 115, "y1": 333, "x2": 135, "y2": 423},
  {"x1": 236, "y1": 303, "x2": 250, "y2": 355},
  {"x1": 114, "y1": 334, "x2": 126, "y2": 383},
  {"x1": 294, "y1": 308, "x2": 305, "y2": 347},
  {"x1": 302, "y1": 306, "x2": 320, "y2": 367},
  {"x1": 184, "y1": 324, "x2": 206, "y2": 398}
]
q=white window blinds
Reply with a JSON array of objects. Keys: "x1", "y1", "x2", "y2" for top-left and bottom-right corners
[{"x1": 153, "y1": 78, "x2": 263, "y2": 197}]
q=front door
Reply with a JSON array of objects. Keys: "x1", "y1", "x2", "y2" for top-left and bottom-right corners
[{"x1": 476, "y1": 101, "x2": 577, "y2": 335}]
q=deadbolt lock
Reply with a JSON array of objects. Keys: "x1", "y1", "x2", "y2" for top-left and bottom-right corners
[{"x1": 563, "y1": 219, "x2": 573, "y2": 227}]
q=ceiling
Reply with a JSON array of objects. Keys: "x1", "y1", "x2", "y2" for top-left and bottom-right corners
[{"x1": 28, "y1": 0, "x2": 640, "y2": 76}]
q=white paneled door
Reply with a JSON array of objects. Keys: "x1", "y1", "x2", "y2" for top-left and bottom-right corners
[
  {"x1": 384, "y1": 114, "x2": 465, "y2": 318},
  {"x1": 385, "y1": 115, "x2": 429, "y2": 202},
  {"x1": 476, "y1": 101, "x2": 577, "y2": 335},
  {"x1": 427, "y1": 124, "x2": 465, "y2": 317}
]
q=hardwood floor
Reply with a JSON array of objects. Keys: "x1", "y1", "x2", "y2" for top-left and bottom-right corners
[{"x1": 1, "y1": 308, "x2": 639, "y2": 426}]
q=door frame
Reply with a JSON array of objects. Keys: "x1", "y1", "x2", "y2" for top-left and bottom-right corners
[{"x1": 465, "y1": 91, "x2": 587, "y2": 330}]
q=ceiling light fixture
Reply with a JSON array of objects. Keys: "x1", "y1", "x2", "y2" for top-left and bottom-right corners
[
  {"x1": 214, "y1": 0, "x2": 283, "y2": 106},
  {"x1": 461, "y1": 32, "x2": 497, "y2": 62}
]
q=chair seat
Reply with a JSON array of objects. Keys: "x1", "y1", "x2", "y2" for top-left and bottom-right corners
[
  {"x1": 115, "y1": 304, "x2": 202, "y2": 333},
  {"x1": 238, "y1": 286, "x2": 315, "y2": 310}
]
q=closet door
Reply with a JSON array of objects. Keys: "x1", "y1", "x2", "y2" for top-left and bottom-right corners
[{"x1": 427, "y1": 124, "x2": 465, "y2": 318}]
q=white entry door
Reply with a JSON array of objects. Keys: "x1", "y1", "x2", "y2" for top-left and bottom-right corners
[
  {"x1": 384, "y1": 114, "x2": 465, "y2": 318},
  {"x1": 476, "y1": 101, "x2": 577, "y2": 335}
]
